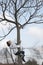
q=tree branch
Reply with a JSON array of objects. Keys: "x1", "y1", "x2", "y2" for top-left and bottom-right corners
[
  {"x1": 17, "y1": 0, "x2": 29, "y2": 12},
  {"x1": 21, "y1": 0, "x2": 43, "y2": 28},
  {"x1": 0, "y1": 26, "x2": 16, "y2": 38}
]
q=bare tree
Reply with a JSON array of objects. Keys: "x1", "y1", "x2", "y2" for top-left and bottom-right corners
[{"x1": 0, "y1": 0, "x2": 43, "y2": 65}]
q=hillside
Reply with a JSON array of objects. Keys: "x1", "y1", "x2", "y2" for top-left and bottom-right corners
[{"x1": 0, "y1": 46, "x2": 43, "y2": 64}]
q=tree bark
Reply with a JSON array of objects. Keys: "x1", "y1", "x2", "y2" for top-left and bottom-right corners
[
  {"x1": 15, "y1": 1, "x2": 22, "y2": 64},
  {"x1": 17, "y1": 27, "x2": 20, "y2": 45},
  {"x1": 17, "y1": 26, "x2": 22, "y2": 65}
]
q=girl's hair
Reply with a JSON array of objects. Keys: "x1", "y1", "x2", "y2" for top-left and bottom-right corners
[{"x1": 6, "y1": 40, "x2": 11, "y2": 47}]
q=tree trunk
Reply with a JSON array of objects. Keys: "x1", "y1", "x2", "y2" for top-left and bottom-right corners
[
  {"x1": 17, "y1": 27, "x2": 22, "y2": 65},
  {"x1": 15, "y1": 1, "x2": 22, "y2": 64},
  {"x1": 17, "y1": 27, "x2": 20, "y2": 45}
]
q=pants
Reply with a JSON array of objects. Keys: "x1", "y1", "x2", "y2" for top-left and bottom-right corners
[{"x1": 15, "y1": 51, "x2": 25, "y2": 62}]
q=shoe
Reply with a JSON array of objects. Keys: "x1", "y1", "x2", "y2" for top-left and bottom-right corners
[{"x1": 22, "y1": 58, "x2": 25, "y2": 62}]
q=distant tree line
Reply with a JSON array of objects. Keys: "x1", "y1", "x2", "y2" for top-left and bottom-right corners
[{"x1": 25, "y1": 59, "x2": 43, "y2": 65}]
